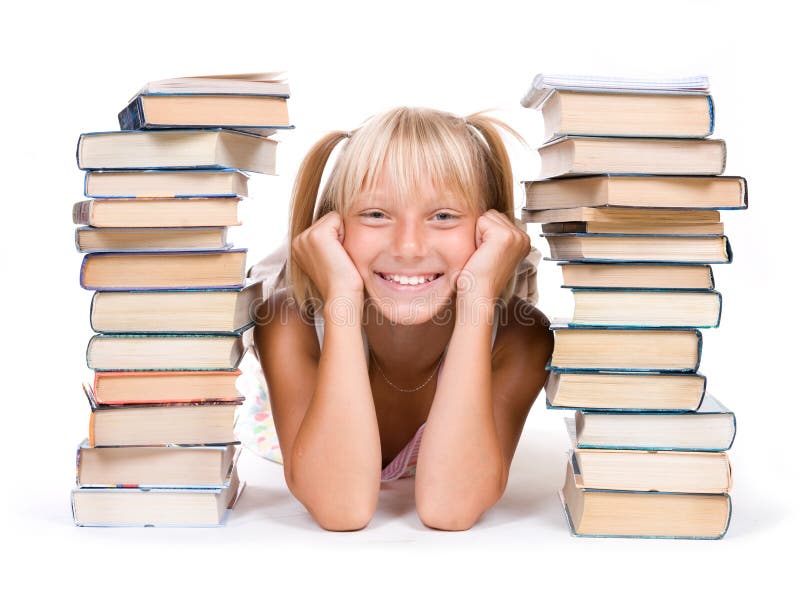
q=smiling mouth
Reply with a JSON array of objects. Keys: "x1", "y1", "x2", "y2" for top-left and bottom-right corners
[{"x1": 375, "y1": 272, "x2": 444, "y2": 286}]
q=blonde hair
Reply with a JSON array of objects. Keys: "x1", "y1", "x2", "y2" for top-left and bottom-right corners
[{"x1": 286, "y1": 106, "x2": 525, "y2": 312}]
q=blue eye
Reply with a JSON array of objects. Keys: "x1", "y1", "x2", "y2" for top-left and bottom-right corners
[
  {"x1": 434, "y1": 212, "x2": 456, "y2": 221},
  {"x1": 362, "y1": 211, "x2": 386, "y2": 219}
]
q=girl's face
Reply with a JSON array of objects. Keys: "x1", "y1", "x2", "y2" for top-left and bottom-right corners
[{"x1": 342, "y1": 174, "x2": 479, "y2": 325}]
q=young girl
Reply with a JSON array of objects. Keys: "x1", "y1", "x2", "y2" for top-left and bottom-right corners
[{"x1": 243, "y1": 106, "x2": 553, "y2": 532}]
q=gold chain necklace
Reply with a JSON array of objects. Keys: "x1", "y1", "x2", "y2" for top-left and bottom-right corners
[{"x1": 368, "y1": 347, "x2": 445, "y2": 393}]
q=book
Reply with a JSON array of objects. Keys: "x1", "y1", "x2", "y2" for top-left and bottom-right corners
[
  {"x1": 549, "y1": 325, "x2": 702, "y2": 372},
  {"x1": 521, "y1": 205, "x2": 722, "y2": 224},
  {"x1": 72, "y1": 466, "x2": 243, "y2": 527},
  {"x1": 568, "y1": 289, "x2": 722, "y2": 328},
  {"x1": 86, "y1": 333, "x2": 246, "y2": 371},
  {"x1": 560, "y1": 457, "x2": 730, "y2": 539},
  {"x1": 542, "y1": 221, "x2": 723, "y2": 235},
  {"x1": 119, "y1": 94, "x2": 291, "y2": 132},
  {"x1": 75, "y1": 226, "x2": 230, "y2": 253},
  {"x1": 84, "y1": 384, "x2": 242, "y2": 446},
  {"x1": 135, "y1": 72, "x2": 290, "y2": 97},
  {"x1": 537, "y1": 89, "x2": 713, "y2": 140},
  {"x1": 559, "y1": 263, "x2": 715, "y2": 290},
  {"x1": 572, "y1": 393, "x2": 736, "y2": 451},
  {"x1": 76, "y1": 129, "x2": 277, "y2": 174},
  {"x1": 84, "y1": 169, "x2": 248, "y2": 198},
  {"x1": 538, "y1": 136, "x2": 726, "y2": 178},
  {"x1": 521, "y1": 73, "x2": 710, "y2": 109},
  {"x1": 92, "y1": 370, "x2": 243, "y2": 405},
  {"x1": 569, "y1": 448, "x2": 732, "y2": 494},
  {"x1": 72, "y1": 197, "x2": 241, "y2": 228},
  {"x1": 79, "y1": 249, "x2": 247, "y2": 290},
  {"x1": 90, "y1": 281, "x2": 262, "y2": 333},
  {"x1": 76, "y1": 440, "x2": 239, "y2": 487},
  {"x1": 543, "y1": 233, "x2": 732, "y2": 263},
  {"x1": 545, "y1": 370, "x2": 706, "y2": 411},
  {"x1": 522, "y1": 175, "x2": 747, "y2": 210}
]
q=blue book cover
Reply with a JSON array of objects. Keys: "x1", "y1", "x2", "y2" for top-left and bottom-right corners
[
  {"x1": 566, "y1": 288, "x2": 722, "y2": 328},
  {"x1": 71, "y1": 468, "x2": 245, "y2": 528},
  {"x1": 548, "y1": 324, "x2": 703, "y2": 373},
  {"x1": 85, "y1": 332, "x2": 247, "y2": 372},
  {"x1": 541, "y1": 233, "x2": 733, "y2": 264},
  {"x1": 567, "y1": 393, "x2": 737, "y2": 452},
  {"x1": 75, "y1": 439, "x2": 241, "y2": 489},
  {"x1": 83, "y1": 168, "x2": 249, "y2": 199},
  {"x1": 79, "y1": 248, "x2": 247, "y2": 291},
  {"x1": 558, "y1": 262, "x2": 716, "y2": 291},
  {"x1": 545, "y1": 369, "x2": 707, "y2": 412}
]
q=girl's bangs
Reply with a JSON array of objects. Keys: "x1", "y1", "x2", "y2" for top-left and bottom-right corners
[{"x1": 333, "y1": 110, "x2": 486, "y2": 213}]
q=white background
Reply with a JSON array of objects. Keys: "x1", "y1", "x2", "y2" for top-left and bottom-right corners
[{"x1": 3, "y1": 0, "x2": 796, "y2": 591}]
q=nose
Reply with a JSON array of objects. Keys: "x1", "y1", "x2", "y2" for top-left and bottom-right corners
[{"x1": 391, "y1": 217, "x2": 427, "y2": 260}]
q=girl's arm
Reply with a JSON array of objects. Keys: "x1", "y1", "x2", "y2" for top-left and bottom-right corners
[
  {"x1": 254, "y1": 290, "x2": 381, "y2": 531},
  {"x1": 415, "y1": 210, "x2": 553, "y2": 530},
  {"x1": 415, "y1": 297, "x2": 552, "y2": 530}
]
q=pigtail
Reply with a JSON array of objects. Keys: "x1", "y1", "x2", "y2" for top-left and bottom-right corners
[{"x1": 286, "y1": 131, "x2": 351, "y2": 310}]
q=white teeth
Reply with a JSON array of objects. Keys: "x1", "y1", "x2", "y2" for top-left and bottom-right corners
[{"x1": 379, "y1": 273, "x2": 440, "y2": 285}]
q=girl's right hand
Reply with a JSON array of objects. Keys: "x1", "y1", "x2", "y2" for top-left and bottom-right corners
[{"x1": 291, "y1": 211, "x2": 364, "y2": 303}]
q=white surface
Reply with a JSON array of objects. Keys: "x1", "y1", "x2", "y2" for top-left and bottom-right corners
[{"x1": 3, "y1": 0, "x2": 796, "y2": 590}]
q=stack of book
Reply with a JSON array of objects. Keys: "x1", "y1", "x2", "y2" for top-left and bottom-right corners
[
  {"x1": 520, "y1": 74, "x2": 745, "y2": 539},
  {"x1": 71, "y1": 73, "x2": 292, "y2": 527}
]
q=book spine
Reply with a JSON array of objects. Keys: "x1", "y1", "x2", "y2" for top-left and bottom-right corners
[
  {"x1": 88, "y1": 412, "x2": 95, "y2": 447},
  {"x1": 72, "y1": 200, "x2": 92, "y2": 225},
  {"x1": 89, "y1": 292, "x2": 98, "y2": 332},
  {"x1": 118, "y1": 95, "x2": 146, "y2": 130},
  {"x1": 723, "y1": 236, "x2": 733, "y2": 264},
  {"x1": 728, "y1": 410, "x2": 738, "y2": 450},
  {"x1": 695, "y1": 329, "x2": 703, "y2": 373},
  {"x1": 83, "y1": 171, "x2": 90, "y2": 197},
  {"x1": 740, "y1": 177, "x2": 749, "y2": 209},
  {"x1": 75, "y1": 133, "x2": 84, "y2": 169},
  {"x1": 707, "y1": 95, "x2": 715, "y2": 136},
  {"x1": 708, "y1": 265, "x2": 716, "y2": 290},
  {"x1": 79, "y1": 254, "x2": 90, "y2": 289},
  {"x1": 715, "y1": 291, "x2": 723, "y2": 328}
]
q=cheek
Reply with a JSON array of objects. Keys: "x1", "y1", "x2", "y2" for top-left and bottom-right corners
[{"x1": 442, "y1": 229, "x2": 477, "y2": 268}]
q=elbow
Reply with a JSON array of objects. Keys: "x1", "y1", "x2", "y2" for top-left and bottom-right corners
[
  {"x1": 286, "y1": 470, "x2": 378, "y2": 532},
  {"x1": 416, "y1": 489, "x2": 501, "y2": 531},
  {"x1": 310, "y1": 505, "x2": 375, "y2": 532},
  {"x1": 416, "y1": 500, "x2": 483, "y2": 531}
]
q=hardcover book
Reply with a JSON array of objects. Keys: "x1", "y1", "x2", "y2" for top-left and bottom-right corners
[
  {"x1": 538, "y1": 136, "x2": 726, "y2": 178},
  {"x1": 571, "y1": 393, "x2": 736, "y2": 451},
  {"x1": 521, "y1": 205, "x2": 723, "y2": 224},
  {"x1": 119, "y1": 94, "x2": 292, "y2": 133},
  {"x1": 92, "y1": 370, "x2": 243, "y2": 405},
  {"x1": 89, "y1": 279, "x2": 261, "y2": 333},
  {"x1": 569, "y1": 447, "x2": 732, "y2": 494},
  {"x1": 567, "y1": 288, "x2": 722, "y2": 328},
  {"x1": 558, "y1": 262, "x2": 715, "y2": 290},
  {"x1": 536, "y1": 89, "x2": 714, "y2": 140},
  {"x1": 83, "y1": 385, "x2": 242, "y2": 447},
  {"x1": 76, "y1": 129, "x2": 277, "y2": 175},
  {"x1": 542, "y1": 233, "x2": 733, "y2": 264},
  {"x1": 79, "y1": 249, "x2": 247, "y2": 291},
  {"x1": 76, "y1": 440, "x2": 239, "y2": 488},
  {"x1": 72, "y1": 466, "x2": 243, "y2": 527},
  {"x1": 75, "y1": 226, "x2": 230, "y2": 253},
  {"x1": 84, "y1": 169, "x2": 248, "y2": 198},
  {"x1": 86, "y1": 332, "x2": 247, "y2": 371},
  {"x1": 548, "y1": 324, "x2": 703, "y2": 372},
  {"x1": 72, "y1": 197, "x2": 241, "y2": 228},
  {"x1": 545, "y1": 369, "x2": 707, "y2": 411}
]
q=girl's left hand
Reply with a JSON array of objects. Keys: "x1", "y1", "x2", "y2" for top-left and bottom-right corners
[{"x1": 457, "y1": 209, "x2": 532, "y2": 300}]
